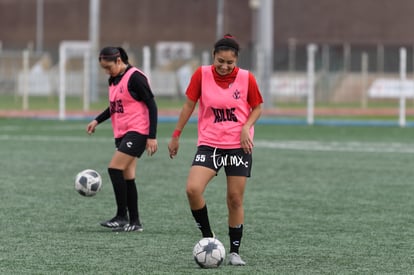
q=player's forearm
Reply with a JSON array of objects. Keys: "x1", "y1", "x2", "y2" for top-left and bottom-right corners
[
  {"x1": 95, "y1": 107, "x2": 110, "y2": 124},
  {"x1": 244, "y1": 104, "x2": 262, "y2": 129},
  {"x1": 144, "y1": 97, "x2": 158, "y2": 139},
  {"x1": 175, "y1": 100, "x2": 196, "y2": 132}
]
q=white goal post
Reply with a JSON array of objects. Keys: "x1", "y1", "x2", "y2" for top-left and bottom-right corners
[{"x1": 59, "y1": 41, "x2": 91, "y2": 120}]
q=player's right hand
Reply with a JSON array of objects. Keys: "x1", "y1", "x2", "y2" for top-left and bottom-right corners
[
  {"x1": 168, "y1": 138, "x2": 179, "y2": 159},
  {"x1": 86, "y1": 120, "x2": 98, "y2": 135}
]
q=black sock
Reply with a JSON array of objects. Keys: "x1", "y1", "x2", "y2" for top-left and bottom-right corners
[
  {"x1": 229, "y1": 224, "x2": 243, "y2": 254},
  {"x1": 126, "y1": 179, "x2": 140, "y2": 225},
  {"x1": 191, "y1": 205, "x2": 214, "y2": 238},
  {"x1": 108, "y1": 168, "x2": 127, "y2": 218}
]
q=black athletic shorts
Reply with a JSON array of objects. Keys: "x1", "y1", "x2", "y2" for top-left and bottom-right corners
[
  {"x1": 115, "y1": 131, "x2": 147, "y2": 158},
  {"x1": 191, "y1": 145, "x2": 252, "y2": 177}
]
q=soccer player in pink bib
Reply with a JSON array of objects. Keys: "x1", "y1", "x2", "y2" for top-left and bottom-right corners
[
  {"x1": 168, "y1": 35, "x2": 263, "y2": 266},
  {"x1": 86, "y1": 47, "x2": 158, "y2": 232}
]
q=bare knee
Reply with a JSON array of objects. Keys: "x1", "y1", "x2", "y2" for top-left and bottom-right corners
[
  {"x1": 186, "y1": 184, "x2": 201, "y2": 200},
  {"x1": 186, "y1": 184, "x2": 206, "y2": 210},
  {"x1": 186, "y1": 186, "x2": 195, "y2": 199},
  {"x1": 227, "y1": 193, "x2": 243, "y2": 210}
]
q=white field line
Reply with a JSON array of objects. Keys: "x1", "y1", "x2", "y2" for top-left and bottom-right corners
[
  {"x1": 254, "y1": 140, "x2": 414, "y2": 154},
  {"x1": 1, "y1": 133, "x2": 414, "y2": 154},
  {"x1": 0, "y1": 124, "x2": 112, "y2": 132},
  {"x1": 0, "y1": 134, "x2": 111, "y2": 143}
]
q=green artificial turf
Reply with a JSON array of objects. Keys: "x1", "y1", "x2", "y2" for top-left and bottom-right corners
[{"x1": 1, "y1": 119, "x2": 414, "y2": 274}]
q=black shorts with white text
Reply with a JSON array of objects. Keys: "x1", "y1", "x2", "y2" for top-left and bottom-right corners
[{"x1": 191, "y1": 145, "x2": 252, "y2": 177}]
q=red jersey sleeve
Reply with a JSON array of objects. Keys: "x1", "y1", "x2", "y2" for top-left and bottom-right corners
[
  {"x1": 247, "y1": 72, "x2": 264, "y2": 108},
  {"x1": 185, "y1": 67, "x2": 203, "y2": 102}
]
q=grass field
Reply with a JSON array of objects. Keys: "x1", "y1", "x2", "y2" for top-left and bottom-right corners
[{"x1": 1, "y1": 118, "x2": 414, "y2": 274}]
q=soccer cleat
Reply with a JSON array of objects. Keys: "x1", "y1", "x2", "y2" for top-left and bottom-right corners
[
  {"x1": 228, "y1": 252, "x2": 246, "y2": 266},
  {"x1": 202, "y1": 231, "x2": 215, "y2": 238},
  {"x1": 100, "y1": 216, "x2": 128, "y2": 229},
  {"x1": 112, "y1": 223, "x2": 143, "y2": 233}
]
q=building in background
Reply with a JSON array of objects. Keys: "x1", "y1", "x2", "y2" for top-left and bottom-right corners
[
  {"x1": 2, "y1": 0, "x2": 414, "y2": 62},
  {"x1": 2, "y1": 0, "x2": 414, "y2": 104}
]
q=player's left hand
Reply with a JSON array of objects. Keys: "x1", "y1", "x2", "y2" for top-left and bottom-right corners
[
  {"x1": 240, "y1": 127, "x2": 253, "y2": 154},
  {"x1": 146, "y1": 139, "x2": 158, "y2": 156}
]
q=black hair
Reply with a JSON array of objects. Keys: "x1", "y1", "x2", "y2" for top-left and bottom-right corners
[
  {"x1": 99, "y1": 46, "x2": 129, "y2": 64},
  {"x1": 213, "y1": 34, "x2": 240, "y2": 56}
]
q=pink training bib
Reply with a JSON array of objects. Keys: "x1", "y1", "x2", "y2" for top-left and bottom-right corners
[
  {"x1": 197, "y1": 66, "x2": 254, "y2": 149},
  {"x1": 109, "y1": 68, "x2": 150, "y2": 138}
]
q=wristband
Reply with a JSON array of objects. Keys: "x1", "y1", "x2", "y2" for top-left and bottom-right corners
[{"x1": 172, "y1": 129, "x2": 182, "y2": 138}]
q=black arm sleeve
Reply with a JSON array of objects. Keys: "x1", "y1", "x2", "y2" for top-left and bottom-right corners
[
  {"x1": 128, "y1": 71, "x2": 154, "y2": 101},
  {"x1": 144, "y1": 97, "x2": 158, "y2": 139},
  {"x1": 128, "y1": 71, "x2": 158, "y2": 139},
  {"x1": 94, "y1": 107, "x2": 110, "y2": 124}
]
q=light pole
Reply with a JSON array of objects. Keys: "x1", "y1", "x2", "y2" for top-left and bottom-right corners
[
  {"x1": 216, "y1": 0, "x2": 224, "y2": 40},
  {"x1": 257, "y1": 0, "x2": 274, "y2": 109},
  {"x1": 89, "y1": 0, "x2": 100, "y2": 102},
  {"x1": 36, "y1": 0, "x2": 44, "y2": 53},
  {"x1": 249, "y1": 0, "x2": 259, "y2": 71}
]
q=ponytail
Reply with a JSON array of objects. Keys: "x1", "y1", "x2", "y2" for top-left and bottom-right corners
[{"x1": 117, "y1": 47, "x2": 129, "y2": 64}]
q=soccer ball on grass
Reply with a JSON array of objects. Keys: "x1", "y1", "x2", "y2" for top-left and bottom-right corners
[
  {"x1": 193, "y1": 237, "x2": 226, "y2": 268},
  {"x1": 75, "y1": 169, "x2": 102, "y2": 197}
]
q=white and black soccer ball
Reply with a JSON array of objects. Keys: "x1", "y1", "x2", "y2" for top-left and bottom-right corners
[
  {"x1": 75, "y1": 169, "x2": 102, "y2": 197},
  {"x1": 193, "y1": 237, "x2": 226, "y2": 268}
]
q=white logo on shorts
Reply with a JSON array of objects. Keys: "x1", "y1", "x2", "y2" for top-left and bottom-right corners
[
  {"x1": 126, "y1": 141, "x2": 133, "y2": 148},
  {"x1": 211, "y1": 148, "x2": 249, "y2": 169}
]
